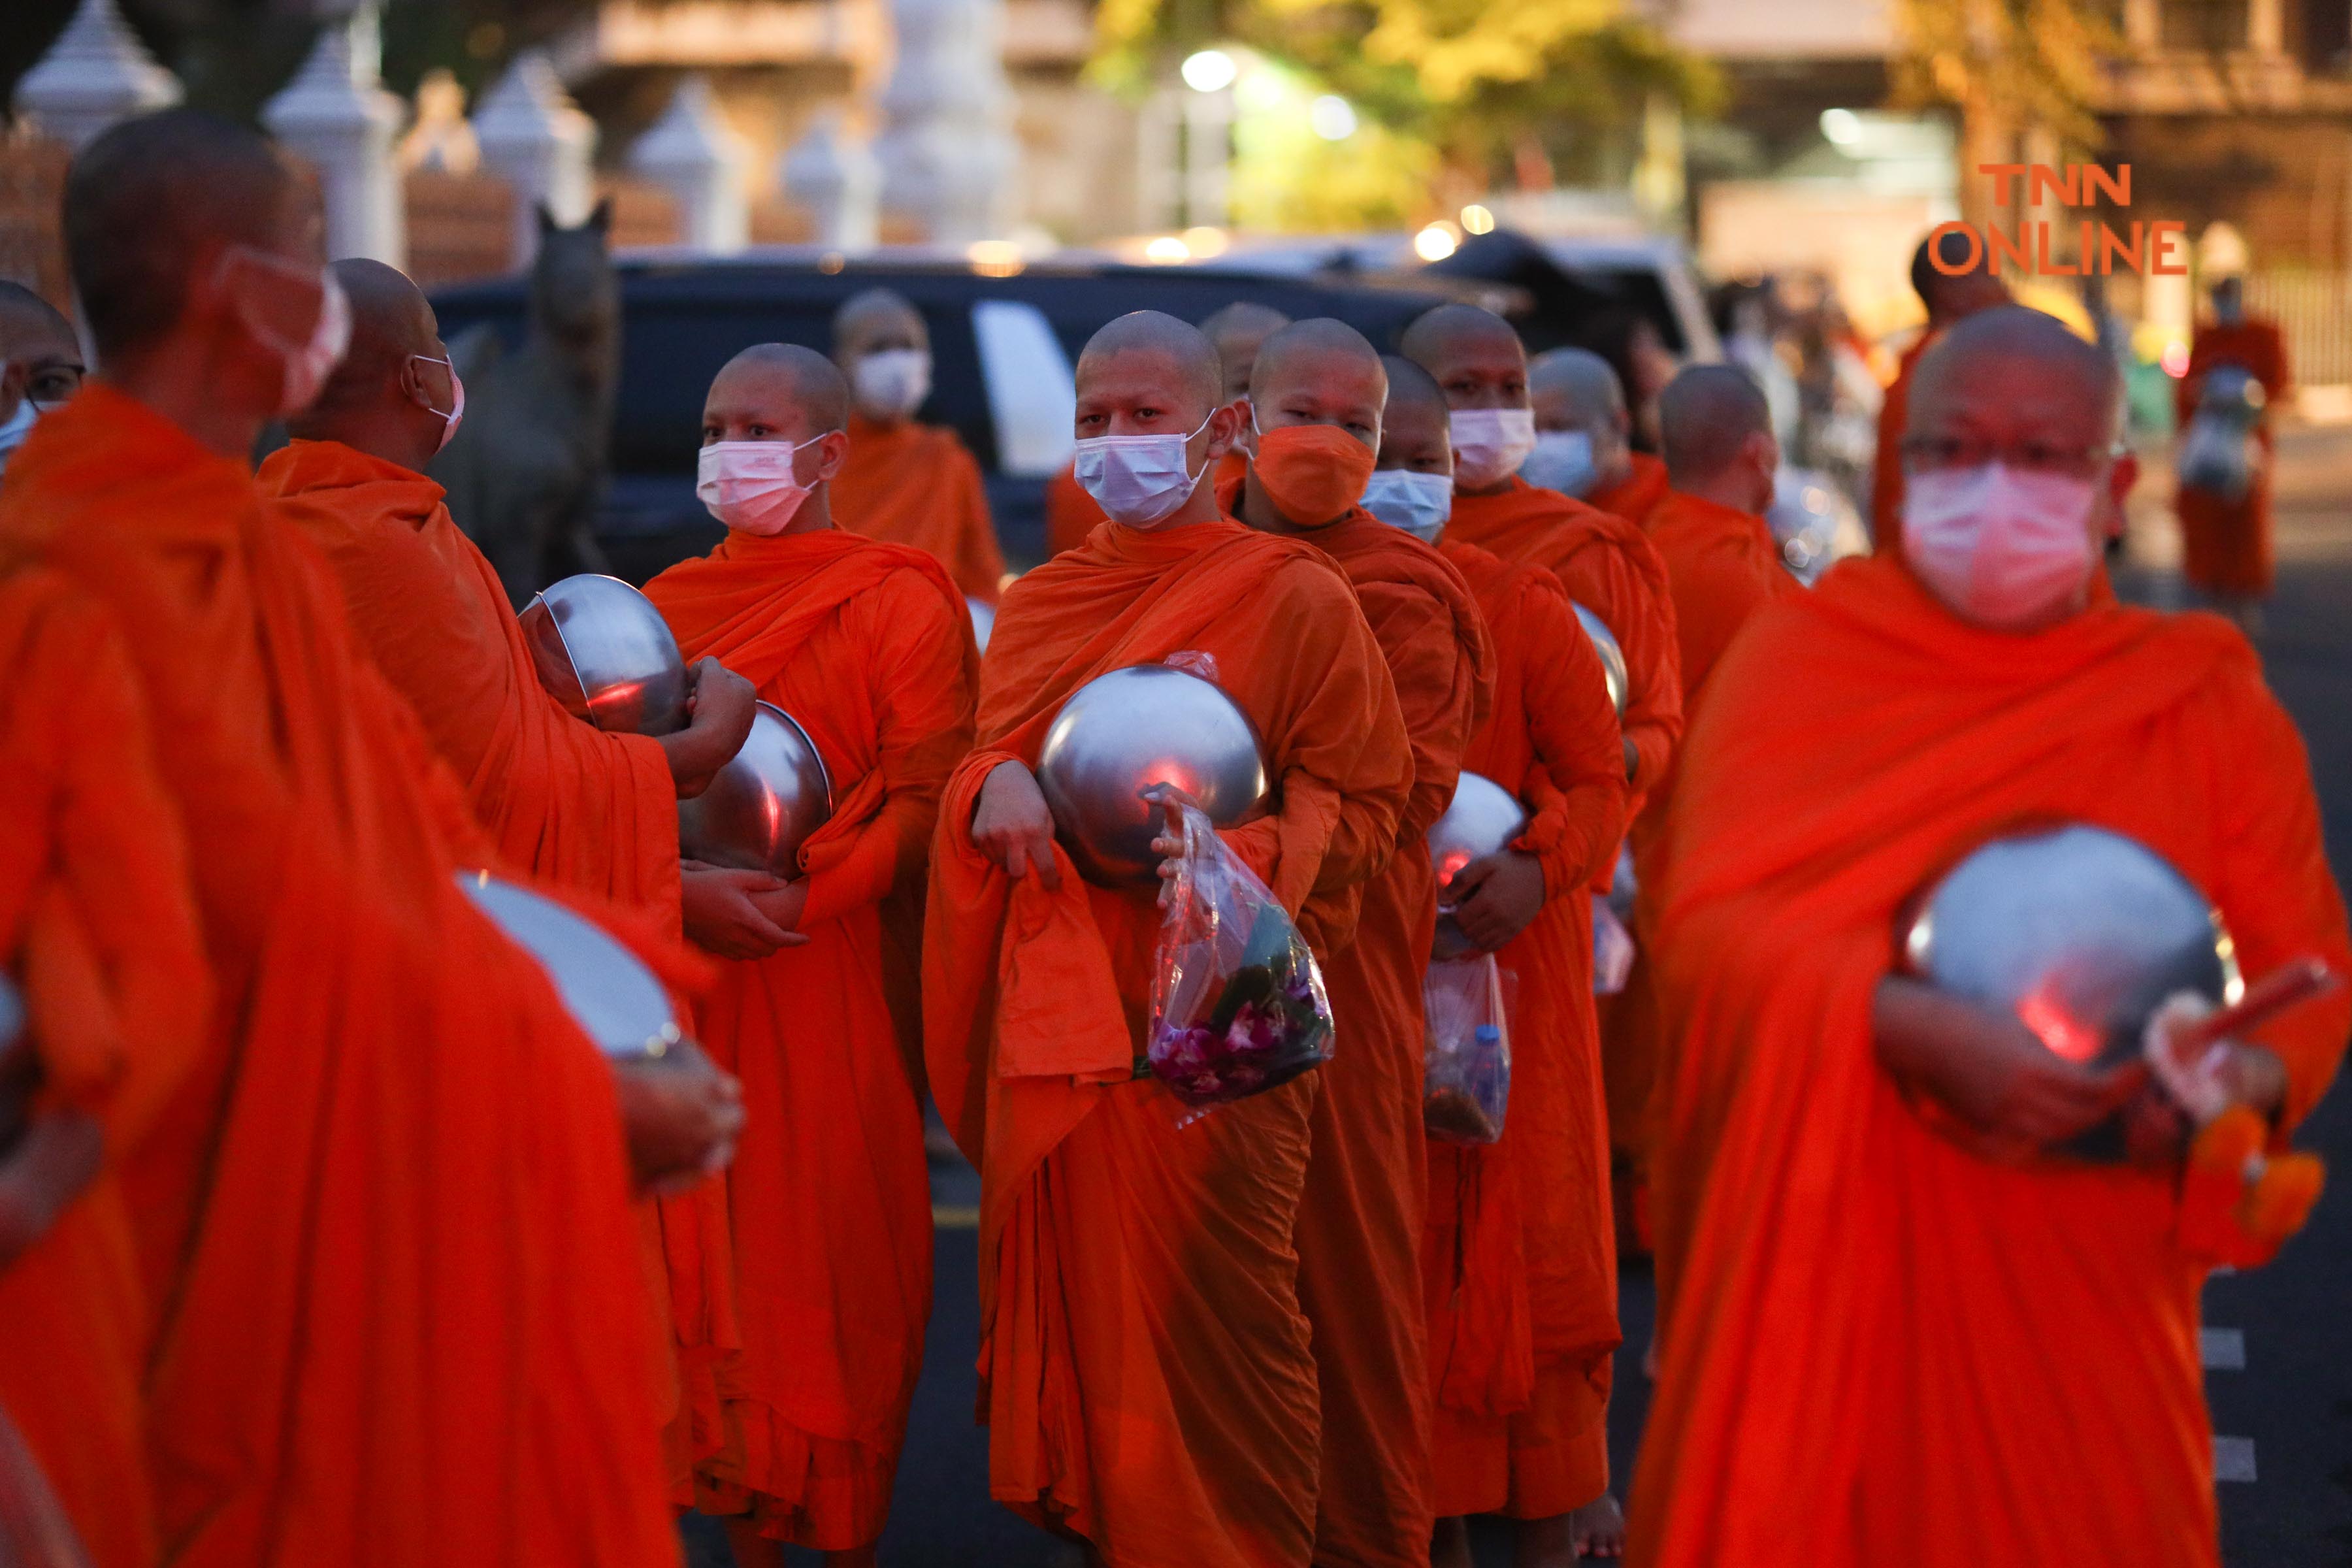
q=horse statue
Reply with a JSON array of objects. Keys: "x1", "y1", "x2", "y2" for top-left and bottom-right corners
[{"x1": 434, "y1": 201, "x2": 621, "y2": 606}]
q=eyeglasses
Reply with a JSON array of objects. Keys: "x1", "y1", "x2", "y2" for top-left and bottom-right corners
[
  {"x1": 1901, "y1": 435, "x2": 2125, "y2": 476},
  {"x1": 24, "y1": 363, "x2": 84, "y2": 412}
]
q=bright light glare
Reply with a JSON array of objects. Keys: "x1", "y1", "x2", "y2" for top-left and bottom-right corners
[
  {"x1": 1309, "y1": 94, "x2": 1357, "y2": 140},
  {"x1": 1414, "y1": 222, "x2": 1460, "y2": 263},
  {"x1": 966, "y1": 239, "x2": 1024, "y2": 278},
  {"x1": 1145, "y1": 235, "x2": 1192, "y2": 265},
  {"x1": 1182, "y1": 50, "x2": 1237, "y2": 93},
  {"x1": 1820, "y1": 107, "x2": 1862, "y2": 146},
  {"x1": 1181, "y1": 225, "x2": 1230, "y2": 258},
  {"x1": 1460, "y1": 203, "x2": 1495, "y2": 235},
  {"x1": 2161, "y1": 340, "x2": 2190, "y2": 378}
]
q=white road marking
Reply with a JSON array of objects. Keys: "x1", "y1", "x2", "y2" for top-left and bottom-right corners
[
  {"x1": 2215, "y1": 1435, "x2": 2258, "y2": 1483},
  {"x1": 2201, "y1": 1328, "x2": 2247, "y2": 1370}
]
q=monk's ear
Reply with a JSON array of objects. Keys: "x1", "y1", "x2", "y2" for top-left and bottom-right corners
[
  {"x1": 1204, "y1": 399, "x2": 1247, "y2": 462},
  {"x1": 809, "y1": 428, "x2": 851, "y2": 484}
]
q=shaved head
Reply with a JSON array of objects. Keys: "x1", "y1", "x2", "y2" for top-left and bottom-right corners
[
  {"x1": 1078, "y1": 310, "x2": 1222, "y2": 417},
  {"x1": 1377, "y1": 354, "x2": 1452, "y2": 476},
  {"x1": 1910, "y1": 305, "x2": 2121, "y2": 443},
  {"x1": 1200, "y1": 301, "x2": 1290, "y2": 404},
  {"x1": 65, "y1": 109, "x2": 304, "y2": 362},
  {"x1": 302, "y1": 259, "x2": 434, "y2": 414},
  {"x1": 1529, "y1": 348, "x2": 1624, "y2": 429},
  {"x1": 1659, "y1": 364, "x2": 1772, "y2": 490},
  {"x1": 1249, "y1": 318, "x2": 1384, "y2": 403},
  {"x1": 0, "y1": 280, "x2": 82, "y2": 429},
  {"x1": 832, "y1": 286, "x2": 927, "y2": 359},
  {"x1": 1399, "y1": 302, "x2": 1528, "y2": 412},
  {"x1": 707, "y1": 342, "x2": 850, "y2": 436},
  {"x1": 0, "y1": 282, "x2": 73, "y2": 356}
]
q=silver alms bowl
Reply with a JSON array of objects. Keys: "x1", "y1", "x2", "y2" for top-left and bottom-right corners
[
  {"x1": 519, "y1": 574, "x2": 690, "y2": 737},
  {"x1": 679, "y1": 702, "x2": 834, "y2": 877},
  {"x1": 1428, "y1": 771, "x2": 1528, "y2": 956},
  {"x1": 1036, "y1": 664, "x2": 1269, "y2": 888},
  {"x1": 455, "y1": 870, "x2": 683, "y2": 1059},
  {"x1": 1901, "y1": 823, "x2": 2242, "y2": 1071},
  {"x1": 1571, "y1": 602, "x2": 1628, "y2": 717}
]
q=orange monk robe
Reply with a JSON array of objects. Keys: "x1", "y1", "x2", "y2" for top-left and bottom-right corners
[
  {"x1": 1628, "y1": 555, "x2": 2351, "y2": 1568},
  {"x1": 0, "y1": 385, "x2": 679, "y2": 1567},
  {"x1": 2174, "y1": 319, "x2": 2291, "y2": 598},
  {"x1": 1585, "y1": 450, "x2": 1669, "y2": 531},
  {"x1": 1221, "y1": 477, "x2": 1496, "y2": 1567},
  {"x1": 1043, "y1": 460, "x2": 1106, "y2": 559},
  {"x1": 1870, "y1": 332, "x2": 1933, "y2": 551},
  {"x1": 1446, "y1": 478, "x2": 1682, "y2": 823},
  {"x1": 255, "y1": 436, "x2": 728, "y2": 1499},
  {"x1": 924, "y1": 516, "x2": 1414, "y2": 1567},
  {"x1": 0, "y1": 570, "x2": 210, "y2": 1568},
  {"x1": 644, "y1": 529, "x2": 976, "y2": 1549},
  {"x1": 834, "y1": 413, "x2": 1006, "y2": 602},
  {"x1": 1425, "y1": 540, "x2": 1627, "y2": 1521}
]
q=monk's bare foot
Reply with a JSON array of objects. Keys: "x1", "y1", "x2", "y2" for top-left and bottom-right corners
[
  {"x1": 1431, "y1": 1514, "x2": 1474, "y2": 1568},
  {"x1": 1511, "y1": 1513, "x2": 1577, "y2": 1568},
  {"x1": 1572, "y1": 1495, "x2": 1627, "y2": 1558}
]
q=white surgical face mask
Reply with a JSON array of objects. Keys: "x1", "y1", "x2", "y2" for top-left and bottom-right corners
[
  {"x1": 225, "y1": 249, "x2": 351, "y2": 419},
  {"x1": 1519, "y1": 429, "x2": 1596, "y2": 498},
  {"x1": 853, "y1": 348, "x2": 932, "y2": 420},
  {"x1": 698, "y1": 436, "x2": 826, "y2": 535},
  {"x1": 1072, "y1": 410, "x2": 1215, "y2": 527},
  {"x1": 1360, "y1": 468, "x2": 1452, "y2": 544},
  {"x1": 411, "y1": 354, "x2": 465, "y2": 455},
  {"x1": 1450, "y1": 406, "x2": 1537, "y2": 490},
  {"x1": 1901, "y1": 462, "x2": 2098, "y2": 630},
  {"x1": 0, "y1": 397, "x2": 37, "y2": 471}
]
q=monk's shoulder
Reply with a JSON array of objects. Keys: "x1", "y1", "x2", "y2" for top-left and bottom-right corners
[{"x1": 1228, "y1": 528, "x2": 1368, "y2": 612}]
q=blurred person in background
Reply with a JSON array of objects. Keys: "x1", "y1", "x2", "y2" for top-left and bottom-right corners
[
  {"x1": 2174, "y1": 274, "x2": 2289, "y2": 632},
  {"x1": 830, "y1": 287, "x2": 1007, "y2": 604},
  {"x1": 0, "y1": 282, "x2": 84, "y2": 472},
  {"x1": 1872, "y1": 229, "x2": 2010, "y2": 549}
]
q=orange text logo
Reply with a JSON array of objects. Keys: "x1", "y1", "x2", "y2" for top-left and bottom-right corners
[{"x1": 1931, "y1": 165, "x2": 2187, "y2": 277}]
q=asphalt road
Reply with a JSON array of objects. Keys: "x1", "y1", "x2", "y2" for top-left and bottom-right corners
[{"x1": 686, "y1": 424, "x2": 2352, "y2": 1566}]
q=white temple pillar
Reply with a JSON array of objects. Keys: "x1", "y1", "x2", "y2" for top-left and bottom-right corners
[
  {"x1": 471, "y1": 50, "x2": 596, "y2": 263},
  {"x1": 12, "y1": 0, "x2": 180, "y2": 153},
  {"x1": 629, "y1": 76, "x2": 747, "y2": 254},
  {"x1": 263, "y1": 4, "x2": 406, "y2": 266},
  {"x1": 872, "y1": 0, "x2": 1019, "y2": 246},
  {"x1": 781, "y1": 114, "x2": 879, "y2": 252}
]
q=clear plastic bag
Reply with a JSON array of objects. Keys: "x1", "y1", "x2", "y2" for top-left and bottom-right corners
[
  {"x1": 1424, "y1": 955, "x2": 1515, "y2": 1144},
  {"x1": 1146, "y1": 797, "x2": 1335, "y2": 1109}
]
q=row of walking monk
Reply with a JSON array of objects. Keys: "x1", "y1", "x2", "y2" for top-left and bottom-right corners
[{"x1": 2, "y1": 108, "x2": 2347, "y2": 1568}]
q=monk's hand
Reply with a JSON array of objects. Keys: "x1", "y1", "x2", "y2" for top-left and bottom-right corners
[
  {"x1": 611, "y1": 1041, "x2": 745, "y2": 1195},
  {"x1": 680, "y1": 864, "x2": 808, "y2": 959},
  {"x1": 661, "y1": 659, "x2": 758, "y2": 798},
  {"x1": 973, "y1": 762, "x2": 1061, "y2": 890},
  {"x1": 1446, "y1": 850, "x2": 1546, "y2": 953},
  {"x1": 745, "y1": 878, "x2": 809, "y2": 937},
  {"x1": 0, "y1": 1107, "x2": 104, "y2": 1270},
  {"x1": 1872, "y1": 977, "x2": 2148, "y2": 1159}
]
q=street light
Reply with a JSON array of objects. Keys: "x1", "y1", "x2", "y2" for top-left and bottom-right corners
[
  {"x1": 1182, "y1": 50, "x2": 1237, "y2": 93},
  {"x1": 1820, "y1": 107, "x2": 1862, "y2": 146},
  {"x1": 1460, "y1": 203, "x2": 1495, "y2": 235},
  {"x1": 1309, "y1": 95, "x2": 1356, "y2": 140},
  {"x1": 1414, "y1": 222, "x2": 1460, "y2": 262}
]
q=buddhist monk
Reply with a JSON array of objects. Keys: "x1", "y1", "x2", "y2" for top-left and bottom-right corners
[
  {"x1": 256, "y1": 256, "x2": 766, "y2": 1505},
  {"x1": 1561, "y1": 340, "x2": 1670, "y2": 532},
  {"x1": 1629, "y1": 305, "x2": 2351, "y2": 1568},
  {"x1": 0, "y1": 107, "x2": 734, "y2": 1565},
  {"x1": 1406, "y1": 316, "x2": 1686, "y2": 1260},
  {"x1": 640, "y1": 344, "x2": 977, "y2": 1565},
  {"x1": 0, "y1": 281, "x2": 83, "y2": 472},
  {"x1": 1369, "y1": 357, "x2": 1631, "y2": 1563},
  {"x1": 1224, "y1": 320, "x2": 1494, "y2": 1567},
  {"x1": 2174, "y1": 274, "x2": 2289, "y2": 629},
  {"x1": 0, "y1": 569, "x2": 210, "y2": 1568},
  {"x1": 1614, "y1": 366, "x2": 1801, "y2": 1298},
  {"x1": 828, "y1": 286, "x2": 1006, "y2": 602},
  {"x1": 1870, "y1": 228, "x2": 2009, "y2": 549},
  {"x1": 924, "y1": 310, "x2": 1414, "y2": 1567}
]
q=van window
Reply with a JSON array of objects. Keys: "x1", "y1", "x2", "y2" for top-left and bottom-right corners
[{"x1": 973, "y1": 299, "x2": 1076, "y2": 477}]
